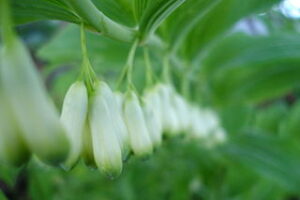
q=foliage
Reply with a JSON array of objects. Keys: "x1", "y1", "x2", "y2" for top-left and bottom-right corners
[{"x1": 1, "y1": 0, "x2": 300, "y2": 199}]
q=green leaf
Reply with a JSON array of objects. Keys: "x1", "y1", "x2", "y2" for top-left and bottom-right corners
[
  {"x1": 10, "y1": 0, "x2": 136, "y2": 42},
  {"x1": 160, "y1": 0, "x2": 219, "y2": 51},
  {"x1": 253, "y1": 102, "x2": 289, "y2": 134},
  {"x1": 225, "y1": 166, "x2": 286, "y2": 200},
  {"x1": 222, "y1": 133, "x2": 300, "y2": 193},
  {"x1": 11, "y1": 0, "x2": 79, "y2": 25},
  {"x1": 92, "y1": 0, "x2": 136, "y2": 27},
  {"x1": 182, "y1": 0, "x2": 281, "y2": 60},
  {"x1": 219, "y1": 105, "x2": 254, "y2": 135},
  {"x1": 279, "y1": 100, "x2": 300, "y2": 139},
  {"x1": 38, "y1": 25, "x2": 130, "y2": 66},
  {"x1": 136, "y1": 0, "x2": 185, "y2": 42},
  {"x1": 133, "y1": 0, "x2": 149, "y2": 22},
  {"x1": 201, "y1": 33, "x2": 300, "y2": 105}
]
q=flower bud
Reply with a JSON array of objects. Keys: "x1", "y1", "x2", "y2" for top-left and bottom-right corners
[
  {"x1": 60, "y1": 81, "x2": 88, "y2": 169},
  {"x1": 157, "y1": 84, "x2": 180, "y2": 135},
  {"x1": 143, "y1": 102, "x2": 162, "y2": 148},
  {"x1": 0, "y1": 37, "x2": 69, "y2": 165},
  {"x1": 123, "y1": 91, "x2": 153, "y2": 159},
  {"x1": 100, "y1": 83, "x2": 130, "y2": 160},
  {"x1": 189, "y1": 107, "x2": 210, "y2": 138},
  {"x1": 201, "y1": 109, "x2": 220, "y2": 130},
  {"x1": 89, "y1": 83, "x2": 122, "y2": 178},
  {"x1": 143, "y1": 89, "x2": 163, "y2": 147},
  {"x1": 172, "y1": 93, "x2": 190, "y2": 133},
  {"x1": 212, "y1": 128, "x2": 227, "y2": 144}
]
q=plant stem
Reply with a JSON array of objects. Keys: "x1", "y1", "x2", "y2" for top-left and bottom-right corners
[
  {"x1": 143, "y1": 47, "x2": 154, "y2": 87},
  {"x1": 126, "y1": 40, "x2": 139, "y2": 88},
  {"x1": 181, "y1": 60, "x2": 192, "y2": 100},
  {"x1": 79, "y1": 23, "x2": 97, "y2": 94},
  {"x1": 66, "y1": 0, "x2": 136, "y2": 42},
  {"x1": 116, "y1": 40, "x2": 139, "y2": 90},
  {"x1": 0, "y1": 0, "x2": 16, "y2": 47},
  {"x1": 162, "y1": 54, "x2": 172, "y2": 84}
]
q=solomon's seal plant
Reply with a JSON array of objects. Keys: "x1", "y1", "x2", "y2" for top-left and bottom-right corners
[
  {"x1": 3, "y1": 0, "x2": 300, "y2": 198},
  {"x1": 0, "y1": 0, "x2": 228, "y2": 179}
]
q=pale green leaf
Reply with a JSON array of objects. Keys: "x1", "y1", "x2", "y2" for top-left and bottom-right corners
[
  {"x1": 183, "y1": 0, "x2": 281, "y2": 60},
  {"x1": 201, "y1": 33, "x2": 300, "y2": 105}
]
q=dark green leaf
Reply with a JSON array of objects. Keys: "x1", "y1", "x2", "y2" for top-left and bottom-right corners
[
  {"x1": 279, "y1": 101, "x2": 300, "y2": 139},
  {"x1": 11, "y1": 0, "x2": 79, "y2": 25},
  {"x1": 92, "y1": 0, "x2": 136, "y2": 27},
  {"x1": 222, "y1": 133, "x2": 300, "y2": 192},
  {"x1": 254, "y1": 102, "x2": 289, "y2": 134}
]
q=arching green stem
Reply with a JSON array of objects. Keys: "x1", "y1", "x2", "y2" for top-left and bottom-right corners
[{"x1": 66, "y1": 0, "x2": 137, "y2": 42}]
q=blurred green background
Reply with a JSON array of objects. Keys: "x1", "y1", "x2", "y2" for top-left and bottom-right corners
[{"x1": 2, "y1": 0, "x2": 300, "y2": 199}]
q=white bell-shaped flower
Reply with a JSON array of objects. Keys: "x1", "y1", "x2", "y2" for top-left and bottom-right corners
[
  {"x1": 172, "y1": 94, "x2": 191, "y2": 132},
  {"x1": 123, "y1": 91, "x2": 153, "y2": 159},
  {"x1": 89, "y1": 82, "x2": 123, "y2": 178},
  {"x1": 212, "y1": 127, "x2": 227, "y2": 144},
  {"x1": 201, "y1": 109, "x2": 220, "y2": 131},
  {"x1": 60, "y1": 81, "x2": 88, "y2": 169},
  {"x1": 114, "y1": 92, "x2": 131, "y2": 159},
  {"x1": 142, "y1": 90, "x2": 163, "y2": 147},
  {"x1": 156, "y1": 84, "x2": 180, "y2": 135},
  {"x1": 100, "y1": 82, "x2": 130, "y2": 160},
  {"x1": 189, "y1": 107, "x2": 210, "y2": 138}
]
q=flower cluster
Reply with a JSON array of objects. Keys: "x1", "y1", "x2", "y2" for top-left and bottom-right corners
[
  {"x1": 0, "y1": 26, "x2": 226, "y2": 179},
  {"x1": 59, "y1": 80, "x2": 226, "y2": 178}
]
